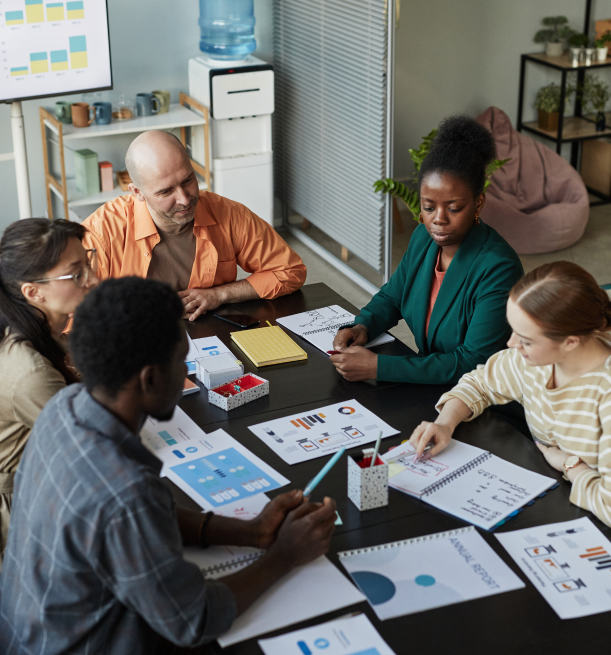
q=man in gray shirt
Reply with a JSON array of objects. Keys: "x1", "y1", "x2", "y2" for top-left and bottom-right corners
[{"x1": 0, "y1": 277, "x2": 336, "y2": 654}]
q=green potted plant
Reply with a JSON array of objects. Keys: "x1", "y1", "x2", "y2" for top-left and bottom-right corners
[
  {"x1": 372, "y1": 130, "x2": 509, "y2": 222},
  {"x1": 534, "y1": 16, "x2": 575, "y2": 57},
  {"x1": 595, "y1": 31, "x2": 611, "y2": 62},
  {"x1": 569, "y1": 32, "x2": 589, "y2": 65},
  {"x1": 534, "y1": 82, "x2": 575, "y2": 131},
  {"x1": 581, "y1": 73, "x2": 611, "y2": 131}
]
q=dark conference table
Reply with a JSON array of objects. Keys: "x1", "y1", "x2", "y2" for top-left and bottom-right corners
[{"x1": 175, "y1": 283, "x2": 610, "y2": 654}]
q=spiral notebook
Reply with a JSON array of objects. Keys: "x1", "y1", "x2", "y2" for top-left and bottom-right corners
[
  {"x1": 381, "y1": 440, "x2": 557, "y2": 531},
  {"x1": 338, "y1": 526, "x2": 524, "y2": 620},
  {"x1": 276, "y1": 305, "x2": 395, "y2": 354},
  {"x1": 184, "y1": 544, "x2": 264, "y2": 579}
]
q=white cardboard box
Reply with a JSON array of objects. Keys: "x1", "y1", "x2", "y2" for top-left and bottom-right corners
[
  {"x1": 196, "y1": 353, "x2": 243, "y2": 389},
  {"x1": 209, "y1": 373, "x2": 269, "y2": 411}
]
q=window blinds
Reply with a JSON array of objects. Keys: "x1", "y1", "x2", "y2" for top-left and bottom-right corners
[{"x1": 273, "y1": 0, "x2": 391, "y2": 273}]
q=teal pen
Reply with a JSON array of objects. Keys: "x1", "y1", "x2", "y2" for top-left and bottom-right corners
[{"x1": 303, "y1": 447, "x2": 346, "y2": 496}]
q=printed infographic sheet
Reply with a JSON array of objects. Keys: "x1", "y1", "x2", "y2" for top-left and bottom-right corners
[
  {"x1": 339, "y1": 526, "x2": 524, "y2": 620},
  {"x1": 496, "y1": 517, "x2": 611, "y2": 618},
  {"x1": 259, "y1": 613, "x2": 396, "y2": 655},
  {"x1": 141, "y1": 408, "x2": 288, "y2": 510},
  {"x1": 249, "y1": 400, "x2": 399, "y2": 465},
  {"x1": 277, "y1": 305, "x2": 394, "y2": 354}
]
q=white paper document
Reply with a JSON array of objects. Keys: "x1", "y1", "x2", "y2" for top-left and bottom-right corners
[
  {"x1": 276, "y1": 305, "x2": 395, "y2": 354},
  {"x1": 382, "y1": 440, "x2": 556, "y2": 531},
  {"x1": 259, "y1": 613, "x2": 396, "y2": 655},
  {"x1": 496, "y1": 517, "x2": 611, "y2": 619},
  {"x1": 217, "y1": 556, "x2": 365, "y2": 647},
  {"x1": 339, "y1": 526, "x2": 524, "y2": 620},
  {"x1": 185, "y1": 335, "x2": 234, "y2": 374},
  {"x1": 141, "y1": 408, "x2": 289, "y2": 510},
  {"x1": 249, "y1": 400, "x2": 399, "y2": 465}
]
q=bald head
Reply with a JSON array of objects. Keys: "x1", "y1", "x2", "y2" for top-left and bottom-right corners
[{"x1": 125, "y1": 130, "x2": 191, "y2": 191}]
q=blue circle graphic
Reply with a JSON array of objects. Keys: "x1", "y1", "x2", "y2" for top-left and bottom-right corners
[
  {"x1": 415, "y1": 574, "x2": 436, "y2": 587},
  {"x1": 314, "y1": 638, "x2": 330, "y2": 649},
  {"x1": 351, "y1": 571, "x2": 396, "y2": 604},
  {"x1": 185, "y1": 447, "x2": 197, "y2": 453}
]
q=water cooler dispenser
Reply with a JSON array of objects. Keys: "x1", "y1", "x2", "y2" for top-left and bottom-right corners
[{"x1": 188, "y1": 56, "x2": 274, "y2": 224}]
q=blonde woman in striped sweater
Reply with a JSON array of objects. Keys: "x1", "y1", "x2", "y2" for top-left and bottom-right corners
[{"x1": 409, "y1": 261, "x2": 611, "y2": 527}]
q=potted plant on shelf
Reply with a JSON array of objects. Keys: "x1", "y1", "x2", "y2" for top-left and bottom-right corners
[
  {"x1": 595, "y1": 31, "x2": 611, "y2": 62},
  {"x1": 534, "y1": 82, "x2": 575, "y2": 131},
  {"x1": 534, "y1": 16, "x2": 575, "y2": 57},
  {"x1": 581, "y1": 73, "x2": 611, "y2": 131},
  {"x1": 372, "y1": 130, "x2": 509, "y2": 222},
  {"x1": 569, "y1": 32, "x2": 589, "y2": 65}
]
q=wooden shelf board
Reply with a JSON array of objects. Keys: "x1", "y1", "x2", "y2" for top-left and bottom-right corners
[
  {"x1": 526, "y1": 51, "x2": 611, "y2": 70},
  {"x1": 523, "y1": 116, "x2": 611, "y2": 141},
  {"x1": 43, "y1": 104, "x2": 205, "y2": 141}
]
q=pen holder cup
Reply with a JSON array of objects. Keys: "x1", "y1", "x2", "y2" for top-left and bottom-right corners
[{"x1": 347, "y1": 455, "x2": 388, "y2": 511}]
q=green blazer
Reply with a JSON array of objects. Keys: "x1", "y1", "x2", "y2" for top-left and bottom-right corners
[{"x1": 354, "y1": 222, "x2": 523, "y2": 384}]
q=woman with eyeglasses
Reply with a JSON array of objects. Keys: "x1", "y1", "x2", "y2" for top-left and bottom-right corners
[{"x1": 0, "y1": 218, "x2": 99, "y2": 569}]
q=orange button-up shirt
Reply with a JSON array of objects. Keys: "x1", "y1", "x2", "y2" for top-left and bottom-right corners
[{"x1": 81, "y1": 191, "x2": 307, "y2": 299}]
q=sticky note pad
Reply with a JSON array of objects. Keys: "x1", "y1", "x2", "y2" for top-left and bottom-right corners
[{"x1": 230, "y1": 326, "x2": 307, "y2": 367}]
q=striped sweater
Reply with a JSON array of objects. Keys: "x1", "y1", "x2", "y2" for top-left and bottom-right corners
[{"x1": 437, "y1": 347, "x2": 611, "y2": 527}]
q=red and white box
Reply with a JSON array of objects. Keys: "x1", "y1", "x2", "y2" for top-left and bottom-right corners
[
  {"x1": 99, "y1": 161, "x2": 114, "y2": 192},
  {"x1": 209, "y1": 373, "x2": 269, "y2": 411}
]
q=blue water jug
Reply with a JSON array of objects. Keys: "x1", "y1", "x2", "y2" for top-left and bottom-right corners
[{"x1": 199, "y1": 0, "x2": 256, "y2": 61}]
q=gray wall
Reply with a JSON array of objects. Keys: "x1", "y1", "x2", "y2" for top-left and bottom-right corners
[{"x1": 0, "y1": 0, "x2": 273, "y2": 232}]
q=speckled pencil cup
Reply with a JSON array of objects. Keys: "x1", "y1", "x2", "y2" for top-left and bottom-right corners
[{"x1": 347, "y1": 455, "x2": 388, "y2": 511}]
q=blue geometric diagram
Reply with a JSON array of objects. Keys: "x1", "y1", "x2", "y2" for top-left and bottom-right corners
[
  {"x1": 350, "y1": 571, "x2": 396, "y2": 604},
  {"x1": 170, "y1": 447, "x2": 281, "y2": 507}
]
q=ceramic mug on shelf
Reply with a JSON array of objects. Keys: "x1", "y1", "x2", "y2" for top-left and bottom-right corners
[
  {"x1": 152, "y1": 90, "x2": 170, "y2": 114},
  {"x1": 71, "y1": 102, "x2": 95, "y2": 127},
  {"x1": 93, "y1": 101, "x2": 112, "y2": 125},
  {"x1": 135, "y1": 93, "x2": 161, "y2": 117},
  {"x1": 54, "y1": 101, "x2": 72, "y2": 124}
]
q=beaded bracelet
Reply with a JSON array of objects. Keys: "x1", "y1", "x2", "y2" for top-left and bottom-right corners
[{"x1": 198, "y1": 512, "x2": 214, "y2": 549}]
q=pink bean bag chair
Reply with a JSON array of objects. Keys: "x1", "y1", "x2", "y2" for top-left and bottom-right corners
[{"x1": 476, "y1": 106, "x2": 589, "y2": 254}]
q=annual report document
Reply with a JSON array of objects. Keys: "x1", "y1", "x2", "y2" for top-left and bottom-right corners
[
  {"x1": 381, "y1": 440, "x2": 557, "y2": 530},
  {"x1": 338, "y1": 526, "x2": 524, "y2": 620},
  {"x1": 276, "y1": 305, "x2": 395, "y2": 354},
  {"x1": 249, "y1": 399, "x2": 399, "y2": 465},
  {"x1": 496, "y1": 517, "x2": 611, "y2": 619},
  {"x1": 259, "y1": 613, "x2": 396, "y2": 655}
]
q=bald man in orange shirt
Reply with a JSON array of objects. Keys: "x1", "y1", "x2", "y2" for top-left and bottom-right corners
[{"x1": 82, "y1": 131, "x2": 306, "y2": 321}]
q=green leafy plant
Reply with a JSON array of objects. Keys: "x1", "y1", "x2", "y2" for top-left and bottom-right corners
[
  {"x1": 581, "y1": 73, "x2": 611, "y2": 113},
  {"x1": 595, "y1": 31, "x2": 611, "y2": 48},
  {"x1": 569, "y1": 32, "x2": 590, "y2": 47},
  {"x1": 534, "y1": 82, "x2": 575, "y2": 114},
  {"x1": 373, "y1": 129, "x2": 510, "y2": 222},
  {"x1": 534, "y1": 16, "x2": 575, "y2": 44}
]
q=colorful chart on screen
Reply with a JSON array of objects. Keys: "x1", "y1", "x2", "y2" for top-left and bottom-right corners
[
  {"x1": 248, "y1": 399, "x2": 399, "y2": 465},
  {"x1": 0, "y1": 0, "x2": 111, "y2": 102}
]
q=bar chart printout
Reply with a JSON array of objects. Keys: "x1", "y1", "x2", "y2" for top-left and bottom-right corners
[
  {"x1": 29, "y1": 51, "x2": 48, "y2": 73},
  {"x1": 46, "y1": 3, "x2": 64, "y2": 21},
  {"x1": 10, "y1": 65, "x2": 28, "y2": 76},
  {"x1": 6, "y1": 11, "x2": 24, "y2": 24},
  {"x1": 25, "y1": 0, "x2": 44, "y2": 23},
  {"x1": 69, "y1": 35, "x2": 87, "y2": 68},
  {"x1": 66, "y1": 1, "x2": 84, "y2": 19},
  {"x1": 50, "y1": 49, "x2": 68, "y2": 70}
]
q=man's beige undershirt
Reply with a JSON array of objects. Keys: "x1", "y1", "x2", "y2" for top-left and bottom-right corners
[{"x1": 146, "y1": 222, "x2": 197, "y2": 291}]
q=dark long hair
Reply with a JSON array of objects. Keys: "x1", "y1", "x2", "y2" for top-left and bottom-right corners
[
  {"x1": 0, "y1": 219, "x2": 86, "y2": 383},
  {"x1": 510, "y1": 261, "x2": 611, "y2": 340}
]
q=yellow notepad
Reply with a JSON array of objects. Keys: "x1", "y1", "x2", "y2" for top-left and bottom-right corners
[{"x1": 230, "y1": 326, "x2": 307, "y2": 367}]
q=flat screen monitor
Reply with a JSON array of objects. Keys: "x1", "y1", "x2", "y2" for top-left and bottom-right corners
[{"x1": 0, "y1": 0, "x2": 112, "y2": 103}]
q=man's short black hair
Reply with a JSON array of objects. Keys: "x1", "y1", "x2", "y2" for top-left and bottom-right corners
[{"x1": 70, "y1": 277, "x2": 184, "y2": 397}]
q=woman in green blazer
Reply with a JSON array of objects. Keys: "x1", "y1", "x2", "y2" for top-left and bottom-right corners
[{"x1": 331, "y1": 116, "x2": 523, "y2": 384}]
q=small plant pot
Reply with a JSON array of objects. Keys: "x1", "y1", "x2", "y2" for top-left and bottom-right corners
[
  {"x1": 546, "y1": 42, "x2": 564, "y2": 57},
  {"x1": 570, "y1": 47, "x2": 584, "y2": 66},
  {"x1": 597, "y1": 47, "x2": 609, "y2": 62},
  {"x1": 538, "y1": 109, "x2": 559, "y2": 132},
  {"x1": 585, "y1": 47, "x2": 596, "y2": 65},
  {"x1": 596, "y1": 111, "x2": 606, "y2": 132}
]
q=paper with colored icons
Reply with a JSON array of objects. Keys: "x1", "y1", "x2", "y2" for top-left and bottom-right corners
[{"x1": 248, "y1": 399, "x2": 399, "y2": 465}]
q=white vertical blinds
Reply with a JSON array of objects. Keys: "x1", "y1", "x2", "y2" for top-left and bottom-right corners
[{"x1": 274, "y1": 0, "x2": 389, "y2": 272}]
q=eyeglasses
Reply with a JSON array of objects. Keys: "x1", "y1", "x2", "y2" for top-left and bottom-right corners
[{"x1": 32, "y1": 249, "x2": 98, "y2": 289}]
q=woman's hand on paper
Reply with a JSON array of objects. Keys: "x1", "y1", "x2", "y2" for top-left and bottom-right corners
[
  {"x1": 332, "y1": 324, "x2": 368, "y2": 350},
  {"x1": 409, "y1": 421, "x2": 453, "y2": 457},
  {"x1": 329, "y1": 345, "x2": 377, "y2": 381},
  {"x1": 251, "y1": 490, "x2": 304, "y2": 549},
  {"x1": 268, "y1": 496, "x2": 337, "y2": 568}
]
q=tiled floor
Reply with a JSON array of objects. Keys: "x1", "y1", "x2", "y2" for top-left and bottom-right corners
[{"x1": 279, "y1": 202, "x2": 611, "y2": 352}]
